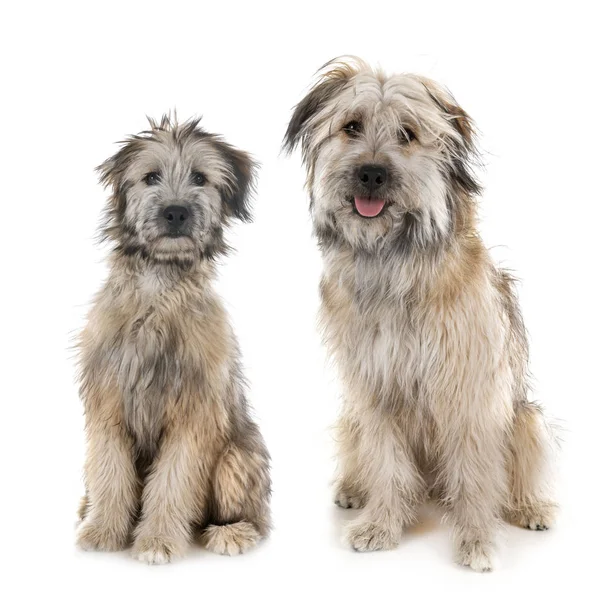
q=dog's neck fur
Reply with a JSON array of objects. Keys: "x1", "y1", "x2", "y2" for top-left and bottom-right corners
[
  {"x1": 108, "y1": 251, "x2": 217, "y2": 301},
  {"x1": 321, "y1": 222, "x2": 485, "y2": 308},
  {"x1": 319, "y1": 184, "x2": 482, "y2": 302}
]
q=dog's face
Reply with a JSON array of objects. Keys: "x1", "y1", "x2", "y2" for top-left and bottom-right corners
[
  {"x1": 284, "y1": 59, "x2": 480, "y2": 254},
  {"x1": 99, "y1": 116, "x2": 255, "y2": 266}
]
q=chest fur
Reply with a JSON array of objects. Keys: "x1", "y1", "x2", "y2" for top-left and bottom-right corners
[
  {"x1": 321, "y1": 264, "x2": 506, "y2": 407},
  {"x1": 322, "y1": 286, "x2": 423, "y2": 398},
  {"x1": 83, "y1": 292, "x2": 228, "y2": 452}
]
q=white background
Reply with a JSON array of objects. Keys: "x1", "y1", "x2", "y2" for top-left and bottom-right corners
[{"x1": 1, "y1": 1, "x2": 598, "y2": 593}]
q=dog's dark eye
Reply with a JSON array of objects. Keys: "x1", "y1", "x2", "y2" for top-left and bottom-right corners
[
  {"x1": 399, "y1": 127, "x2": 417, "y2": 144},
  {"x1": 143, "y1": 171, "x2": 161, "y2": 186},
  {"x1": 343, "y1": 120, "x2": 362, "y2": 137},
  {"x1": 191, "y1": 171, "x2": 206, "y2": 186}
]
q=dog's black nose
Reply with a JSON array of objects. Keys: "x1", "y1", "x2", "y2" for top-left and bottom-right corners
[
  {"x1": 358, "y1": 165, "x2": 387, "y2": 191},
  {"x1": 163, "y1": 205, "x2": 190, "y2": 230}
]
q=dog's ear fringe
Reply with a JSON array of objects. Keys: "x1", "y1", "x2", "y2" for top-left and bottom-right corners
[
  {"x1": 420, "y1": 81, "x2": 482, "y2": 195},
  {"x1": 421, "y1": 82, "x2": 477, "y2": 150},
  {"x1": 95, "y1": 142, "x2": 139, "y2": 191},
  {"x1": 215, "y1": 141, "x2": 258, "y2": 223},
  {"x1": 282, "y1": 56, "x2": 366, "y2": 155}
]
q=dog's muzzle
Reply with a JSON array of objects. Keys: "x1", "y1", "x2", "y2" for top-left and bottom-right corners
[{"x1": 353, "y1": 165, "x2": 388, "y2": 217}]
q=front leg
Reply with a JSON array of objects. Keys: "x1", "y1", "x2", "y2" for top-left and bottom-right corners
[
  {"x1": 76, "y1": 405, "x2": 139, "y2": 552},
  {"x1": 436, "y1": 389, "x2": 511, "y2": 572},
  {"x1": 132, "y1": 426, "x2": 211, "y2": 564},
  {"x1": 334, "y1": 411, "x2": 368, "y2": 509},
  {"x1": 345, "y1": 408, "x2": 425, "y2": 551}
]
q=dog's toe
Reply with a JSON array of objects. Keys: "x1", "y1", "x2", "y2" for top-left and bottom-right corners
[
  {"x1": 506, "y1": 500, "x2": 557, "y2": 531},
  {"x1": 76, "y1": 520, "x2": 128, "y2": 552},
  {"x1": 346, "y1": 520, "x2": 400, "y2": 552},
  {"x1": 455, "y1": 540, "x2": 494, "y2": 572},
  {"x1": 132, "y1": 536, "x2": 181, "y2": 565},
  {"x1": 201, "y1": 521, "x2": 261, "y2": 555},
  {"x1": 335, "y1": 490, "x2": 366, "y2": 509}
]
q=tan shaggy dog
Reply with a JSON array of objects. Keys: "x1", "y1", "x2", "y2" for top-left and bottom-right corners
[
  {"x1": 76, "y1": 116, "x2": 271, "y2": 564},
  {"x1": 284, "y1": 58, "x2": 557, "y2": 571}
]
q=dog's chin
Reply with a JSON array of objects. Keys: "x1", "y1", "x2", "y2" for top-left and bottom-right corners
[{"x1": 149, "y1": 236, "x2": 197, "y2": 265}]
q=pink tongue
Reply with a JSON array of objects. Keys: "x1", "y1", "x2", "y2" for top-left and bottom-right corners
[{"x1": 354, "y1": 196, "x2": 385, "y2": 217}]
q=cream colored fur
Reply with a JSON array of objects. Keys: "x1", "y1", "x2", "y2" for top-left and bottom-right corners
[{"x1": 284, "y1": 58, "x2": 557, "y2": 571}]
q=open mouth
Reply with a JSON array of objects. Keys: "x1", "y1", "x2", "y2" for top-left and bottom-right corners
[{"x1": 353, "y1": 196, "x2": 387, "y2": 218}]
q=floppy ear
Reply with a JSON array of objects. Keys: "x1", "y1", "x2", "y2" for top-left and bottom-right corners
[
  {"x1": 217, "y1": 142, "x2": 257, "y2": 222},
  {"x1": 422, "y1": 81, "x2": 476, "y2": 152},
  {"x1": 96, "y1": 138, "x2": 145, "y2": 211},
  {"x1": 283, "y1": 67, "x2": 351, "y2": 154},
  {"x1": 96, "y1": 152, "x2": 122, "y2": 191},
  {"x1": 423, "y1": 81, "x2": 481, "y2": 196},
  {"x1": 442, "y1": 99, "x2": 476, "y2": 153}
]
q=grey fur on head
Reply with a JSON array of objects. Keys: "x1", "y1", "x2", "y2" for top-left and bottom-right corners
[
  {"x1": 98, "y1": 115, "x2": 256, "y2": 266},
  {"x1": 283, "y1": 57, "x2": 481, "y2": 257}
]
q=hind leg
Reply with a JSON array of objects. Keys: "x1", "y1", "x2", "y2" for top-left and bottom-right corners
[
  {"x1": 504, "y1": 402, "x2": 558, "y2": 530},
  {"x1": 200, "y1": 428, "x2": 271, "y2": 556}
]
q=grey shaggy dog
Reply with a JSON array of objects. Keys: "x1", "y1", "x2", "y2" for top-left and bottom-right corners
[
  {"x1": 284, "y1": 58, "x2": 557, "y2": 571},
  {"x1": 76, "y1": 115, "x2": 271, "y2": 564}
]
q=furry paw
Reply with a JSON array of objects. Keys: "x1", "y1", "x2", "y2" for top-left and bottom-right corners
[
  {"x1": 455, "y1": 540, "x2": 494, "y2": 572},
  {"x1": 346, "y1": 519, "x2": 400, "y2": 552},
  {"x1": 76, "y1": 519, "x2": 128, "y2": 552},
  {"x1": 335, "y1": 489, "x2": 366, "y2": 509},
  {"x1": 506, "y1": 500, "x2": 557, "y2": 531},
  {"x1": 201, "y1": 521, "x2": 261, "y2": 555},
  {"x1": 132, "y1": 536, "x2": 183, "y2": 565}
]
